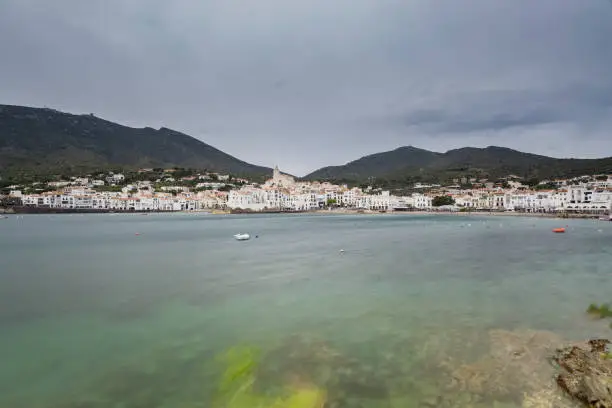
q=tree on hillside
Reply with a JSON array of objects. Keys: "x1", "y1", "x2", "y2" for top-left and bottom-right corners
[
  {"x1": 534, "y1": 183, "x2": 558, "y2": 191},
  {"x1": 218, "y1": 185, "x2": 234, "y2": 192},
  {"x1": 94, "y1": 185, "x2": 122, "y2": 193},
  {"x1": 432, "y1": 195, "x2": 455, "y2": 207}
]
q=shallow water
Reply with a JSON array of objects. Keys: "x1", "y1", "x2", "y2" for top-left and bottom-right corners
[{"x1": 0, "y1": 213, "x2": 610, "y2": 407}]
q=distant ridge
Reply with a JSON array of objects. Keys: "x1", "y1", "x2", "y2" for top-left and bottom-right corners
[
  {"x1": 0, "y1": 104, "x2": 270, "y2": 176},
  {"x1": 2, "y1": 103, "x2": 611, "y2": 183},
  {"x1": 304, "y1": 145, "x2": 612, "y2": 182}
]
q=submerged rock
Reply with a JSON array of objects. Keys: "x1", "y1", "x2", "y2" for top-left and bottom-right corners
[
  {"x1": 444, "y1": 329, "x2": 564, "y2": 401},
  {"x1": 554, "y1": 339, "x2": 612, "y2": 408},
  {"x1": 521, "y1": 388, "x2": 575, "y2": 408}
]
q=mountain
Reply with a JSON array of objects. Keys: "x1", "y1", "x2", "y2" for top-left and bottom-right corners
[
  {"x1": 304, "y1": 146, "x2": 439, "y2": 181},
  {"x1": 304, "y1": 145, "x2": 612, "y2": 183},
  {"x1": 0, "y1": 104, "x2": 270, "y2": 177}
]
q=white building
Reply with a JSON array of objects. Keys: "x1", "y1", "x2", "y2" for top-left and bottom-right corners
[
  {"x1": 412, "y1": 194, "x2": 432, "y2": 209},
  {"x1": 356, "y1": 191, "x2": 394, "y2": 211},
  {"x1": 286, "y1": 193, "x2": 318, "y2": 211},
  {"x1": 106, "y1": 173, "x2": 125, "y2": 185},
  {"x1": 227, "y1": 189, "x2": 269, "y2": 211},
  {"x1": 73, "y1": 177, "x2": 89, "y2": 186},
  {"x1": 196, "y1": 182, "x2": 226, "y2": 190},
  {"x1": 49, "y1": 181, "x2": 71, "y2": 188},
  {"x1": 342, "y1": 188, "x2": 361, "y2": 207},
  {"x1": 160, "y1": 186, "x2": 189, "y2": 193},
  {"x1": 454, "y1": 194, "x2": 477, "y2": 208}
]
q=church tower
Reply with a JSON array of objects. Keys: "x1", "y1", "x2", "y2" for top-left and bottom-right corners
[{"x1": 273, "y1": 165, "x2": 280, "y2": 182}]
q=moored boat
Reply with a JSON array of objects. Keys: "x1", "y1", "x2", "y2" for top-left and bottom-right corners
[{"x1": 234, "y1": 233, "x2": 250, "y2": 241}]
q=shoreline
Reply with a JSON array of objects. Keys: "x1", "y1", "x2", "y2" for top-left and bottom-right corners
[
  {"x1": 0, "y1": 206, "x2": 178, "y2": 215},
  {"x1": 1, "y1": 206, "x2": 609, "y2": 221},
  {"x1": 310, "y1": 208, "x2": 610, "y2": 220}
]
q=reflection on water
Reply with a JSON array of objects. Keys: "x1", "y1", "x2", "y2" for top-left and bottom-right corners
[{"x1": 0, "y1": 213, "x2": 610, "y2": 407}]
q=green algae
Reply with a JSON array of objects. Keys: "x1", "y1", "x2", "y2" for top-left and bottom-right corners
[
  {"x1": 214, "y1": 346, "x2": 325, "y2": 408},
  {"x1": 586, "y1": 303, "x2": 612, "y2": 319}
]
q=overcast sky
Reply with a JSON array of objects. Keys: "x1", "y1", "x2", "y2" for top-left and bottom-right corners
[{"x1": 1, "y1": 0, "x2": 611, "y2": 175}]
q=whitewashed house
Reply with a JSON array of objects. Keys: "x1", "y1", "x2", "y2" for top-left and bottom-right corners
[{"x1": 412, "y1": 193, "x2": 432, "y2": 209}]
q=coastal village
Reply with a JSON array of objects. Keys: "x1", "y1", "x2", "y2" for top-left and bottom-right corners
[{"x1": 2, "y1": 165, "x2": 612, "y2": 215}]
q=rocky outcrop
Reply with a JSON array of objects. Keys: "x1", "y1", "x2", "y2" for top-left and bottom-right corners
[
  {"x1": 554, "y1": 339, "x2": 612, "y2": 408},
  {"x1": 439, "y1": 330, "x2": 612, "y2": 408}
]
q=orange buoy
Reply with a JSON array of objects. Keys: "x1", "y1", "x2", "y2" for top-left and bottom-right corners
[{"x1": 553, "y1": 228, "x2": 566, "y2": 233}]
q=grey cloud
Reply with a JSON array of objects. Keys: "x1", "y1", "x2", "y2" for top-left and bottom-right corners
[
  {"x1": 382, "y1": 84, "x2": 612, "y2": 135},
  {"x1": 401, "y1": 109, "x2": 562, "y2": 134},
  {"x1": 1, "y1": 0, "x2": 612, "y2": 175}
]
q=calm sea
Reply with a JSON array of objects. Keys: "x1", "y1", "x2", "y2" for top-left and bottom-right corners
[{"x1": 0, "y1": 213, "x2": 610, "y2": 407}]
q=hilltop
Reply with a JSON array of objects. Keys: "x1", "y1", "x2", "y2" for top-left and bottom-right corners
[
  {"x1": 0, "y1": 104, "x2": 270, "y2": 177},
  {"x1": 304, "y1": 146, "x2": 612, "y2": 184}
]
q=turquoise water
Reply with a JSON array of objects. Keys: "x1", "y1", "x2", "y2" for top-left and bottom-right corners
[{"x1": 0, "y1": 213, "x2": 610, "y2": 407}]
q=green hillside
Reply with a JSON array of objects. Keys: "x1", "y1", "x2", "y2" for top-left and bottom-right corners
[
  {"x1": 0, "y1": 104, "x2": 270, "y2": 177},
  {"x1": 304, "y1": 145, "x2": 612, "y2": 184}
]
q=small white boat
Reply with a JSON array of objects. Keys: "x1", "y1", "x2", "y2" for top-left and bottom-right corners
[{"x1": 234, "y1": 233, "x2": 250, "y2": 241}]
